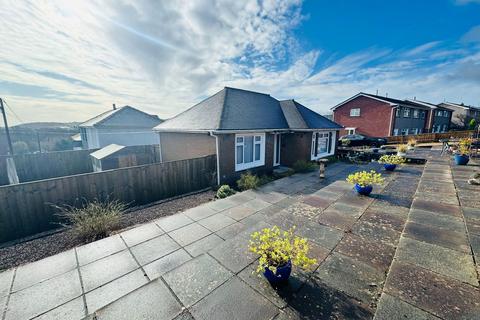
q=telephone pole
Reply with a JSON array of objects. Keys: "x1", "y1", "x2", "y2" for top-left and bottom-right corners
[{"x1": 0, "y1": 98, "x2": 14, "y2": 155}]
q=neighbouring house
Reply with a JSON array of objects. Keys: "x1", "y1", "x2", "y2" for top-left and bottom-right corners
[
  {"x1": 79, "y1": 105, "x2": 162, "y2": 149},
  {"x1": 154, "y1": 87, "x2": 342, "y2": 185},
  {"x1": 438, "y1": 102, "x2": 480, "y2": 129},
  {"x1": 331, "y1": 93, "x2": 453, "y2": 137},
  {"x1": 90, "y1": 144, "x2": 161, "y2": 172}
]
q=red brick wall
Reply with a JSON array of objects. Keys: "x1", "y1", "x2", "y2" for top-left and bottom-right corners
[{"x1": 333, "y1": 96, "x2": 393, "y2": 137}]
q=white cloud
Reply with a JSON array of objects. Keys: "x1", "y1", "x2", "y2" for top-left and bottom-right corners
[{"x1": 0, "y1": 0, "x2": 479, "y2": 126}]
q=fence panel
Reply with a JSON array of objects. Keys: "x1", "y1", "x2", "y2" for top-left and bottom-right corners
[
  {"x1": 0, "y1": 155, "x2": 216, "y2": 243},
  {"x1": 386, "y1": 130, "x2": 475, "y2": 144}
]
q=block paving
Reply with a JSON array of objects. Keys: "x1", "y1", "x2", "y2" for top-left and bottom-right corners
[{"x1": 0, "y1": 150, "x2": 479, "y2": 320}]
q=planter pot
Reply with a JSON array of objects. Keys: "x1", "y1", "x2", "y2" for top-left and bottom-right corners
[
  {"x1": 354, "y1": 184, "x2": 373, "y2": 196},
  {"x1": 397, "y1": 152, "x2": 407, "y2": 157},
  {"x1": 263, "y1": 260, "x2": 292, "y2": 285},
  {"x1": 384, "y1": 164, "x2": 397, "y2": 171},
  {"x1": 454, "y1": 154, "x2": 470, "y2": 165}
]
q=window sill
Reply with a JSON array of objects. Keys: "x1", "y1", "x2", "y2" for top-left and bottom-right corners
[{"x1": 235, "y1": 161, "x2": 265, "y2": 172}]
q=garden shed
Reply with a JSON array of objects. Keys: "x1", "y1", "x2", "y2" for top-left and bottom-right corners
[{"x1": 90, "y1": 143, "x2": 161, "y2": 171}]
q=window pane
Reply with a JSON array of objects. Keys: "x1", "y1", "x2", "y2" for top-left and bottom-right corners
[
  {"x1": 244, "y1": 136, "x2": 254, "y2": 163},
  {"x1": 236, "y1": 146, "x2": 243, "y2": 164},
  {"x1": 236, "y1": 137, "x2": 243, "y2": 143},
  {"x1": 255, "y1": 143, "x2": 260, "y2": 161},
  {"x1": 317, "y1": 137, "x2": 328, "y2": 154},
  {"x1": 255, "y1": 136, "x2": 261, "y2": 142}
]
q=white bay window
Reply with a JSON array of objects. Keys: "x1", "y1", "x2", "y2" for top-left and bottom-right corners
[
  {"x1": 235, "y1": 133, "x2": 265, "y2": 171},
  {"x1": 311, "y1": 131, "x2": 335, "y2": 160}
]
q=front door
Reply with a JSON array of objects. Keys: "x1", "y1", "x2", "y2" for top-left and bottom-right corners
[{"x1": 273, "y1": 133, "x2": 281, "y2": 166}]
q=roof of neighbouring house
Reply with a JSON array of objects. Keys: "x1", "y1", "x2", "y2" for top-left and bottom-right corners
[
  {"x1": 90, "y1": 144, "x2": 125, "y2": 160},
  {"x1": 80, "y1": 106, "x2": 162, "y2": 128},
  {"x1": 331, "y1": 92, "x2": 440, "y2": 111},
  {"x1": 154, "y1": 87, "x2": 342, "y2": 132},
  {"x1": 440, "y1": 102, "x2": 480, "y2": 111}
]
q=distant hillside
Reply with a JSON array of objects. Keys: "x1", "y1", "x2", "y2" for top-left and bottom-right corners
[{"x1": 12, "y1": 122, "x2": 80, "y2": 131}]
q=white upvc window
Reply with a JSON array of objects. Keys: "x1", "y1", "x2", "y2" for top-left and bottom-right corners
[
  {"x1": 412, "y1": 128, "x2": 419, "y2": 134},
  {"x1": 420, "y1": 111, "x2": 425, "y2": 119},
  {"x1": 401, "y1": 128, "x2": 409, "y2": 135},
  {"x1": 350, "y1": 108, "x2": 360, "y2": 117},
  {"x1": 442, "y1": 124, "x2": 447, "y2": 132},
  {"x1": 235, "y1": 133, "x2": 265, "y2": 171},
  {"x1": 346, "y1": 127, "x2": 356, "y2": 135},
  {"x1": 393, "y1": 129, "x2": 399, "y2": 136},
  {"x1": 413, "y1": 110, "x2": 419, "y2": 118},
  {"x1": 403, "y1": 108, "x2": 411, "y2": 117},
  {"x1": 311, "y1": 131, "x2": 335, "y2": 160}
]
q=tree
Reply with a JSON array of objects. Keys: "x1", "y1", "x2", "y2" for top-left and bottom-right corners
[
  {"x1": 469, "y1": 118, "x2": 477, "y2": 130},
  {"x1": 54, "y1": 138, "x2": 73, "y2": 151}
]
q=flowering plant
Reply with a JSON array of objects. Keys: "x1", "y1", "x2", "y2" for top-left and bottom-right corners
[
  {"x1": 456, "y1": 138, "x2": 473, "y2": 155},
  {"x1": 378, "y1": 155, "x2": 405, "y2": 165},
  {"x1": 346, "y1": 170, "x2": 384, "y2": 187},
  {"x1": 407, "y1": 138, "x2": 417, "y2": 147},
  {"x1": 249, "y1": 226, "x2": 316, "y2": 273},
  {"x1": 397, "y1": 144, "x2": 408, "y2": 153}
]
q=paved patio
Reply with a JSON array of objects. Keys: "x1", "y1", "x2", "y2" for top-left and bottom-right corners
[{"x1": 0, "y1": 150, "x2": 479, "y2": 320}]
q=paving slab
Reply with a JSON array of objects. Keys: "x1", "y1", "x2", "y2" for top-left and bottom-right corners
[
  {"x1": 174, "y1": 310, "x2": 195, "y2": 320},
  {"x1": 184, "y1": 234, "x2": 224, "y2": 257},
  {"x1": 80, "y1": 250, "x2": 138, "y2": 292},
  {"x1": 120, "y1": 222, "x2": 164, "y2": 247},
  {"x1": 168, "y1": 222, "x2": 211, "y2": 247},
  {"x1": 463, "y1": 206, "x2": 480, "y2": 221},
  {"x1": 374, "y1": 293, "x2": 441, "y2": 320},
  {"x1": 282, "y1": 202, "x2": 323, "y2": 219},
  {"x1": 77, "y1": 235, "x2": 126, "y2": 266},
  {"x1": 384, "y1": 261, "x2": 480, "y2": 320},
  {"x1": 95, "y1": 279, "x2": 182, "y2": 320},
  {"x1": 243, "y1": 198, "x2": 272, "y2": 211},
  {"x1": 12, "y1": 249, "x2": 77, "y2": 292},
  {"x1": 207, "y1": 198, "x2": 238, "y2": 211},
  {"x1": 85, "y1": 269, "x2": 148, "y2": 314},
  {"x1": 208, "y1": 235, "x2": 258, "y2": 273},
  {"x1": 254, "y1": 191, "x2": 288, "y2": 204},
  {"x1": 360, "y1": 208, "x2": 406, "y2": 232},
  {"x1": 471, "y1": 234, "x2": 480, "y2": 258},
  {"x1": 5, "y1": 269, "x2": 82, "y2": 320},
  {"x1": 404, "y1": 221, "x2": 470, "y2": 253},
  {"x1": 411, "y1": 199, "x2": 462, "y2": 218},
  {"x1": 408, "y1": 209, "x2": 465, "y2": 232},
  {"x1": 0, "y1": 269, "x2": 14, "y2": 297},
  {"x1": 156, "y1": 213, "x2": 194, "y2": 232},
  {"x1": 190, "y1": 277, "x2": 279, "y2": 320},
  {"x1": 352, "y1": 221, "x2": 401, "y2": 247},
  {"x1": 336, "y1": 193, "x2": 374, "y2": 209},
  {"x1": 286, "y1": 276, "x2": 374, "y2": 320},
  {"x1": 35, "y1": 297, "x2": 85, "y2": 320},
  {"x1": 301, "y1": 195, "x2": 334, "y2": 210},
  {"x1": 296, "y1": 220, "x2": 344, "y2": 250},
  {"x1": 229, "y1": 192, "x2": 256, "y2": 205},
  {"x1": 215, "y1": 222, "x2": 247, "y2": 240},
  {"x1": 315, "y1": 252, "x2": 384, "y2": 304},
  {"x1": 256, "y1": 204, "x2": 284, "y2": 217},
  {"x1": 143, "y1": 249, "x2": 191, "y2": 280},
  {"x1": 130, "y1": 234, "x2": 180, "y2": 266},
  {"x1": 241, "y1": 212, "x2": 268, "y2": 227},
  {"x1": 221, "y1": 205, "x2": 256, "y2": 220},
  {"x1": 163, "y1": 254, "x2": 232, "y2": 307},
  {"x1": 198, "y1": 213, "x2": 236, "y2": 232},
  {"x1": 327, "y1": 202, "x2": 365, "y2": 218},
  {"x1": 274, "y1": 197, "x2": 300, "y2": 209},
  {"x1": 317, "y1": 209, "x2": 357, "y2": 231},
  {"x1": 415, "y1": 192, "x2": 459, "y2": 205},
  {"x1": 335, "y1": 233, "x2": 395, "y2": 272},
  {"x1": 183, "y1": 205, "x2": 217, "y2": 221},
  {"x1": 396, "y1": 237, "x2": 478, "y2": 285}
]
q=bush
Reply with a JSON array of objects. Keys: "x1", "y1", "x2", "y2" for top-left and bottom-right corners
[
  {"x1": 55, "y1": 199, "x2": 126, "y2": 241},
  {"x1": 237, "y1": 172, "x2": 260, "y2": 191},
  {"x1": 293, "y1": 160, "x2": 317, "y2": 173},
  {"x1": 259, "y1": 175, "x2": 274, "y2": 186},
  {"x1": 469, "y1": 118, "x2": 477, "y2": 130},
  {"x1": 216, "y1": 185, "x2": 236, "y2": 199}
]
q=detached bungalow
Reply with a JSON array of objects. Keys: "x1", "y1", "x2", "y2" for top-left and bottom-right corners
[{"x1": 154, "y1": 87, "x2": 342, "y2": 185}]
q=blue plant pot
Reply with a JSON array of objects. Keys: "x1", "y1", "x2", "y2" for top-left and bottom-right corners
[
  {"x1": 263, "y1": 260, "x2": 292, "y2": 285},
  {"x1": 454, "y1": 154, "x2": 469, "y2": 165},
  {"x1": 354, "y1": 184, "x2": 373, "y2": 196},
  {"x1": 384, "y1": 164, "x2": 397, "y2": 171}
]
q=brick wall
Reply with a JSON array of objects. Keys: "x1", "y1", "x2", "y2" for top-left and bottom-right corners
[{"x1": 333, "y1": 96, "x2": 393, "y2": 137}]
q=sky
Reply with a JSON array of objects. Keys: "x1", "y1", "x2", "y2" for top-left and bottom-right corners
[{"x1": 0, "y1": 0, "x2": 479, "y2": 125}]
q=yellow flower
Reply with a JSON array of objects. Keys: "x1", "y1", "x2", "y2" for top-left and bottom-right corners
[
  {"x1": 378, "y1": 155, "x2": 405, "y2": 165},
  {"x1": 346, "y1": 170, "x2": 384, "y2": 187}
]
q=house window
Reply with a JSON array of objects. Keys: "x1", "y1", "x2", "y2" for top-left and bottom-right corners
[
  {"x1": 235, "y1": 133, "x2": 265, "y2": 171},
  {"x1": 401, "y1": 128, "x2": 409, "y2": 135},
  {"x1": 444, "y1": 111, "x2": 449, "y2": 117},
  {"x1": 350, "y1": 108, "x2": 360, "y2": 117},
  {"x1": 413, "y1": 110, "x2": 419, "y2": 118},
  {"x1": 393, "y1": 129, "x2": 399, "y2": 136},
  {"x1": 442, "y1": 124, "x2": 447, "y2": 132},
  {"x1": 395, "y1": 108, "x2": 401, "y2": 117},
  {"x1": 411, "y1": 128, "x2": 419, "y2": 135},
  {"x1": 420, "y1": 111, "x2": 425, "y2": 119},
  {"x1": 403, "y1": 108, "x2": 410, "y2": 117},
  {"x1": 311, "y1": 132, "x2": 334, "y2": 160},
  {"x1": 346, "y1": 127, "x2": 356, "y2": 135}
]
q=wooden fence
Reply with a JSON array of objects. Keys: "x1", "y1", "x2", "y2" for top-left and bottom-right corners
[
  {"x1": 0, "y1": 155, "x2": 216, "y2": 243},
  {"x1": 0, "y1": 149, "x2": 98, "y2": 186},
  {"x1": 386, "y1": 130, "x2": 475, "y2": 144}
]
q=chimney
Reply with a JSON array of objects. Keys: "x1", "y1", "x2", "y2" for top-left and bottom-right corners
[
  {"x1": 414, "y1": 96, "x2": 416, "y2": 100},
  {"x1": 112, "y1": 103, "x2": 116, "y2": 110},
  {"x1": 376, "y1": 89, "x2": 378, "y2": 95},
  {"x1": 386, "y1": 92, "x2": 388, "y2": 97}
]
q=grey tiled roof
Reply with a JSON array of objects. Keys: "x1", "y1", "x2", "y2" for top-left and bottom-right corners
[{"x1": 155, "y1": 87, "x2": 341, "y2": 132}]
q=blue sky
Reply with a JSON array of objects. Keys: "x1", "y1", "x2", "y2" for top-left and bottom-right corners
[{"x1": 0, "y1": 0, "x2": 479, "y2": 124}]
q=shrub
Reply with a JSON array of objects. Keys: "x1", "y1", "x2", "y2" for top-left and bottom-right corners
[
  {"x1": 216, "y1": 185, "x2": 236, "y2": 199},
  {"x1": 259, "y1": 175, "x2": 274, "y2": 186},
  {"x1": 457, "y1": 138, "x2": 473, "y2": 155},
  {"x1": 340, "y1": 139, "x2": 351, "y2": 147},
  {"x1": 293, "y1": 160, "x2": 317, "y2": 173},
  {"x1": 55, "y1": 199, "x2": 126, "y2": 241},
  {"x1": 397, "y1": 144, "x2": 408, "y2": 153},
  {"x1": 249, "y1": 226, "x2": 317, "y2": 273},
  {"x1": 378, "y1": 155, "x2": 406, "y2": 165},
  {"x1": 469, "y1": 118, "x2": 477, "y2": 130},
  {"x1": 237, "y1": 172, "x2": 260, "y2": 190},
  {"x1": 346, "y1": 170, "x2": 384, "y2": 187}
]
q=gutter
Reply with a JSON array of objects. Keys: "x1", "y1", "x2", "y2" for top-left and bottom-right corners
[{"x1": 209, "y1": 131, "x2": 221, "y2": 186}]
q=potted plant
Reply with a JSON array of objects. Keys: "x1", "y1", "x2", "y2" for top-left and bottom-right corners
[
  {"x1": 249, "y1": 226, "x2": 316, "y2": 285},
  {"x1": 397, "y1": 144, "x2": 408, "y2": 157},
  {"x1": 454, "y1": 138, "x2": 472, "y2": 165},
  {"x1": 378, "y1": 155, "x2": 405, "y2": 171},
  {"x1": 407, "y1": 138, "x2": 417, "y2": 150},
  {"x1": 346, "y1": 170, "x2": 384, "y2": 196}
]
